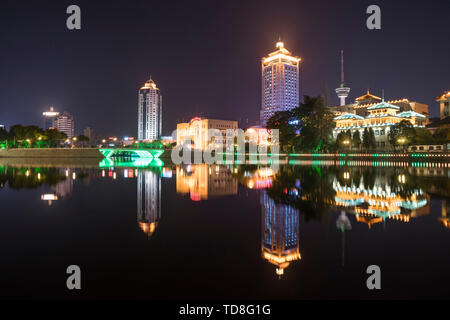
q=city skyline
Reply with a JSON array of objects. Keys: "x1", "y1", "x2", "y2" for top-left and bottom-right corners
[{"x1": 0, "y1": 0, "x2": 448, "y2": 137}]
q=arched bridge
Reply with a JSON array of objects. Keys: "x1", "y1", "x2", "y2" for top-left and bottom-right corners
[{"x1": 99, "y1": 148, "x2": 164, "y2": 159}]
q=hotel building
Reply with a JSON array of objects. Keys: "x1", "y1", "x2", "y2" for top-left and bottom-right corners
[
  {"x1": 138, "y1": 77, "x2": 162, "y2": 141},
  {"x1": 333, "y1": 100, "x2": 427, "y2": 149},
  {"x1": 54, "y1": 112, "x2": 74, "y2": 139},
  {"x1": 260, "y1": 41, "x2": 301, "y2": 125},
  {"x1": 176, "y1": 117, "x2": 238, "y2": 151}
]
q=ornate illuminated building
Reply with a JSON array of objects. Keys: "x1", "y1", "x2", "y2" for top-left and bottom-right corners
[
  {"x1": 176, "y1": 164, "x2": 237, "y2": 201},
  {"x1": 260, "y1": 40, "x2": 301, "y2": 125},
  {"x1": 138, "y1": 77, "x2": 162, "y2": 141},
  {"x1": 333, "y1": 99, "x2": 427, "y2": 149},
  {"x1": 260, "y1": 190, "x2": 300, "y2": 277},
  {"x1": 137, "y1": 170, "x2": 161, "y2": 236},
  {"x1": 176, "y1": 117, "x2": 238, "y2": 151},
  {"x1": 333, "y1": 175, "x2": 429, "y2": 229},
  {"x1": 330, "y1": 90, "x2": 429, "y2": 122}
]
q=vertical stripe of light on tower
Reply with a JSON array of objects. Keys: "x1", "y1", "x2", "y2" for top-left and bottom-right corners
[
  {"x1": 138, "y1": 77, "x2": 162, "y2": 141},
  {"x1": 260, "y1": 40, "x2": 301, "y2": 126},
  {"x1": 335, "y1": 50, "x2": 351, "y2": 106}
]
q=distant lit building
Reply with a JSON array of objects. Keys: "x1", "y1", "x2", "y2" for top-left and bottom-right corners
[
  {"x1": 54, "y1": 112, "x2": 74, "y2": 139},
  {"x1": 176, "y1": 117, "x2": 238, "y2": 151},
  {"x1": 260, "y1": 190, "x2": 300, "y2": 277},
  {"x1": 137, "y1": 170, "x2": 161, "y2": 237},
  {"x1": 333, "y1": 100, "x2": 427, "y2": 149},
  {"x1": 436, "y1": 90, "x2": 450, "y2": 120},
  {"x1": 138, "y1": 77, "x2": 162, "y2": 141},
  {"x1": 260, "y1": 40, "x2": 301, "y2": 125},
  {"x1": 42, "y1": 106, "x2": 59, "y2": 129}
]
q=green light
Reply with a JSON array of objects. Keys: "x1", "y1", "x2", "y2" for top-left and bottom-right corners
[{"x1": 99, "y1": 148, "x2": 164, "y2": 159}]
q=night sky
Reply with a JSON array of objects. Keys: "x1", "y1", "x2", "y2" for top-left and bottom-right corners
[{"x1": 0, "y1": 0, "x2": 448, "y2": 137}]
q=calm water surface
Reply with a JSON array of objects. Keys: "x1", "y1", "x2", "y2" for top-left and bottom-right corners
[{"x1": 1, "y1": 159, "x2": 450, "y2": 299}]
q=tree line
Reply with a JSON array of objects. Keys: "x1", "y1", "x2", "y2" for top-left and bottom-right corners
[{"x1": 0, "y1": 124, "x2": 89, "y2": 148}]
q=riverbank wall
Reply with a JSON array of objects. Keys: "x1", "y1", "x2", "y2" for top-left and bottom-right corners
[{"x1": 0, "y1": 148, "x2": 104, "y2": 158}]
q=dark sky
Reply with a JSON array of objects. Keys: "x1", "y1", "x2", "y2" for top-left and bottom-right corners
[{"x1": 0, "y1": 0, "x2": 448, "y2": 137}]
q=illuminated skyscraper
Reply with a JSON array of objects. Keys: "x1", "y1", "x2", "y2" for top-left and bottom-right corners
[
  {"x1": 260, "y1": 190, "x2": 300, "y2": 277},
  {"x1": 138, "y1": 77, "x2": 162, "y2": 141},
  {"x1": 54, "y1": 112, "x2": 74, "y2": 139},
  {"x1": 137, "y1": 170, "x2": 161, "y2": 236},
  {"x1": 260, "y1": 40, "x2": 301, "y2": 125}
]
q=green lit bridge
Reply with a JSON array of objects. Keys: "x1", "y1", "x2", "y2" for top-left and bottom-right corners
[{"x1": 99, "y1": 148, "x2": 164, "y2": 159}]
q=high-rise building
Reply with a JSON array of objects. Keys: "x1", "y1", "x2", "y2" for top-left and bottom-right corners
[
  {"x1": 42, "y1": 106, "x2": 59, "y2": 129},
  {"x1": 54, "y1": 112, "x2": 74, "y2": 139},
  {"x1": 260, "y1": 40, "x2": 301, "y2": 125},
  {"x1": 335, "y1": 50, "x2": 350, "y2": 106},
  {"x1": 138, "y1": 77, "x2": 162, "y2": 141}
]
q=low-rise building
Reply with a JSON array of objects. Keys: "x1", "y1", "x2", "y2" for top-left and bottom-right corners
[
  {"x1": 176, "y1": 117, "x2": 238, "y2": 151},
  {"x1": 333, "y1": 100, "x2": 427, "y2": 149},
  {"x1": 436, "y1": 90, "x2": 450, "y2": 120}
]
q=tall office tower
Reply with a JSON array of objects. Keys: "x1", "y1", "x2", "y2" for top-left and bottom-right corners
[
  {"x1": 138, "y1": 77, "x2": 162, "y2": 141},
  {"x1": 137, "y1": 170, "x2": 161, "y2": 237},
  {"x1": 42, "y1": 106, "x2": 59, "y2": 129},
  {"x1": 335, "y1": 50, "x2": 351, "y2": 106},
  {"x1": 54, "y1": 112, "x2": 74, "y2": 138},
  {"x1": 260, "y1": 190, "x2": 301, "y2": 277},
  {"x1": 260, "y1": 40, "x2": 301, "y2": 125}
]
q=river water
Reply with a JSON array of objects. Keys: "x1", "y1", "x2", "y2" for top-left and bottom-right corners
[{"x1": 1, "y1": 159, "x2": 449, "y2": 299}]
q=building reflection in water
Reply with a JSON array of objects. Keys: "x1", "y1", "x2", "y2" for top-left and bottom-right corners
[
  {"x1": 137, "y1": 170, "x2": 161, "y2": 236},
  {"x1": 333, "y1": 175, "x2": 429, "y2": 229},
  {"x1": 41, "y1": 168, "x2": 74, "y2": 205},
  {"x1": 176, "y1": 164, "x2": 237, "y2": 201},
  {"x1": 336, "y1": 210, "x2": 351, "y2": 267},
  {"x1": 439, "y1": 199, "x2": 450, "y2": 229},
  {"x1": 260, "y1": 190, "x2": 301, "y2": 277}
]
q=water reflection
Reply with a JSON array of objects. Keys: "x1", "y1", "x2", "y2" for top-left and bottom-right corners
[
  {"x1": 176, "y1": 164, "x2": 237, "y2": 201},
  {"x1": 2, "y1": 159, "x2": 450, "y2": 287},
  {"x1": 137, "y1": 170, "x2": 161, "y2": 236},
  {"x1": 260, "y1": 190, "x2": 300, "y2": 277}
]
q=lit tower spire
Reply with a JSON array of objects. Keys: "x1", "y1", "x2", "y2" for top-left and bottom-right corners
[{"x1": 335, "y1": 50, "x2": 351, "y2": 106}]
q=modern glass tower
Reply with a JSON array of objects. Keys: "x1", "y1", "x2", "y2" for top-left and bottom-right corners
[
  {"x1": 138, "y1": 77, "x2": 162, "y2": 141},
  {"x1": 260, "y1": 41, "x2": 301, "y2": 125}
]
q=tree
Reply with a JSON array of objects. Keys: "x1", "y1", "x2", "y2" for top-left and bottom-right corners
[
  {"x1": 432, "y1": 128, "x2": 450, "y2": 143},
  {"x1": 413, "y1": 128, "x2": 433, "y2": 145},
  {"x1": 45, "y1": 128, "x2": 67, "y2": 147},
  {"x1": 362, "y1": 128, "x2": 370, "y2": 151},
  {"x1": 77, "y1": 135, "x2": 90, "y2": 148},
  {"x1": 388, "y1": 120, "x2": 415, "y2": 149},
  {"x1": 368, "y1": 128, "x2": 377, "y2": 149},
  {"x1": 336, "y1": 131, "x2": 351, "y2": 150},
  {"x1": 266, "y1": 110, "x2": 299, "y2": 152},
  {"x1": 352, "y1": 130, "x2": 361, "y2": 150}
]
